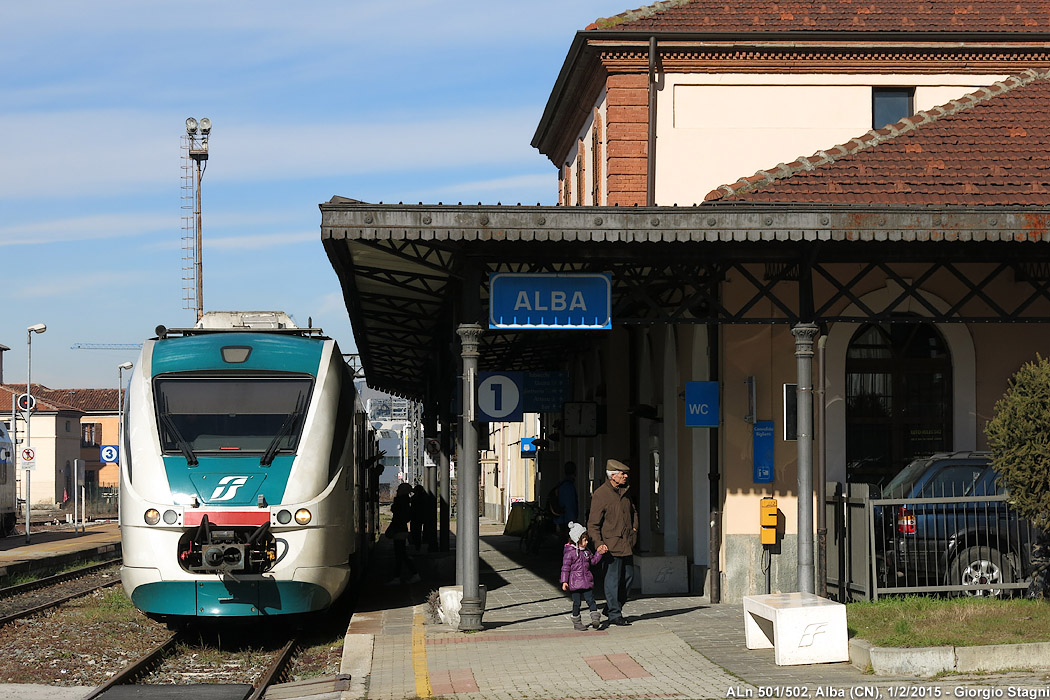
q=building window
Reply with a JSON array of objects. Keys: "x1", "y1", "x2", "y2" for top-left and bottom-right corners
[
  {"x1": 845, "y1": 321, "x2": 952, "y2": 486},
  {"x1": 65, "y1": 420, "x2": 71, "y2": 432},
  {"x1": 82, "y1": 422, "x2": 102, "y2": 448},
  {"x1": 873, "y1": 87, "x2": 914, "y2": 129}
]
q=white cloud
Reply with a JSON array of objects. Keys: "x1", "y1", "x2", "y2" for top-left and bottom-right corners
[
  {"x1": 12, "y1": 270, "x2": 149, "y2": 299},
  {"x1": 207, "y1": 231, "x2": 315, "y2": 251},
  {"x1": 0, "y1": 109, "x2": 545, "y2": 200},
  {"x1": 0, "y1": 213, "x2": 171, "y2": 246}
]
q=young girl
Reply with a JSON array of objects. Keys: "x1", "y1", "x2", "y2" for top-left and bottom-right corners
[{"x1": 560, "y1": 521, "x2": 607, "y2": 630}]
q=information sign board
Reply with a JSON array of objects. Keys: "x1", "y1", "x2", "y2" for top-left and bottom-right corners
[
  {"x1": 753, "y1": 421, "x2": 774, "y2": 483},
  {"x1": 489, "y1": 273, "x2": 611, "y2": 329}
]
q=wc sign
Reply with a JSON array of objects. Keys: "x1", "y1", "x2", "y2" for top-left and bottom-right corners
[{"x1": 684, "y1": 381, "x2": 719, "y2": 428}]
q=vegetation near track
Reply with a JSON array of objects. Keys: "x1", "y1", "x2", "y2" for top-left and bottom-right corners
[{"x1": 847, "y1": 596, "x2": 1050, "y2": 647}]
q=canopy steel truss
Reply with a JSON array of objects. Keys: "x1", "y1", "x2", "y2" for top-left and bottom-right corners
[{"x1": 321, "y1": 201, "x2": 1050, "y2": 398}]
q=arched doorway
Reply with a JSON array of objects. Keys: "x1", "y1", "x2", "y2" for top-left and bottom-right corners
[{"x1": 845, "y1": 322, "x2": 953, "y2": 486}]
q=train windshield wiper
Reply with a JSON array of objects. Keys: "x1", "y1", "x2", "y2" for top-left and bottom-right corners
[
  {"x1": 261, "y1": 394, "x2": 306, "y2": 467},
  {"x1": 158, "y1": 411, "x2": 198, "y2": 466}
]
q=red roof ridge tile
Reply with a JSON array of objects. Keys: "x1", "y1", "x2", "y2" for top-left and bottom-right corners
[
  {"x1": 704, "y1": 68, "x2": 1050, "y2": 202},
  {"x1": 587, "y1": 0, "x2": 1050, "y2": 33},
  {"x1": 588, "y1": 0, "x2": 691, "y2": 30}
]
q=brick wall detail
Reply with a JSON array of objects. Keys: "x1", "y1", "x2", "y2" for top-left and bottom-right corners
[{"x1": 605, "y1": 73, "x2": 649, "y2": 206}]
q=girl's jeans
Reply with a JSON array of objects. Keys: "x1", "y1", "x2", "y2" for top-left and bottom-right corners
[{"x1": 571, "y1": 588, "x2": 596, "y2": 616}]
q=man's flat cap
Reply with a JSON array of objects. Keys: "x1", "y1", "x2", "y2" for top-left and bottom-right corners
[{"x1": 606, "y1": 459, "x2": 629, "y2": 473}]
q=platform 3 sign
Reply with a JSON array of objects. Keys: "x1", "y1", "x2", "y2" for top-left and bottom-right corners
[{"x1": 489, "y1": 273, "x2": 612, "y2": 329}]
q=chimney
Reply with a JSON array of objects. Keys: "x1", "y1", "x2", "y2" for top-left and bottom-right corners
[{"x1": 0, "y1": 344, "x2": 8, "y2": 384}]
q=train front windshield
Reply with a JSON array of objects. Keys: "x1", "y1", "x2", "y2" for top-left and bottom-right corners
[{"x1": 154, "y1": 377, "x2": 313, "y2": 459}]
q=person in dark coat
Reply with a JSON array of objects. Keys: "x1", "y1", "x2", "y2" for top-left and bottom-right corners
[
  {"x1": 586, "y1": 459, "x2": 638, "y2": 627},
  {"x1": 386, "y1": 482, "x2": 420, "y2": 584}
]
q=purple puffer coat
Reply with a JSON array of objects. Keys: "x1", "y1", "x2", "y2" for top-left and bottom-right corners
[{"x1": 560, "y1": 543, "x2": 603, "y2": 591}]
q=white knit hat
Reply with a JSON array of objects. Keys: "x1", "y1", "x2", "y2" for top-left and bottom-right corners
[{"x1": 568, "y1": 521, "x2": 586, "y2": 544}]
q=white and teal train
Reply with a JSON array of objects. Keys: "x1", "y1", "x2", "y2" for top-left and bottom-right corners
[
  {"x1": 119, "y1": 313, "x2": 379, "y2": 622},
  {"x1": 0, "y1": 422, "x2": 16, "y2": 536}
]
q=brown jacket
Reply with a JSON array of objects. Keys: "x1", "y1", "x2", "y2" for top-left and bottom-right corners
[{"x1": 586, "y1": 479, "x2": 638, "y2": 557}]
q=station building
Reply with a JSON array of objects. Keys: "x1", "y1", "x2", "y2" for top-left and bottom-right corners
[
  {"x1": 0, "y1": 384, "x2": 120, "y2": 507},
  {"x1": 322, "y1": 0, "x2": 1050, "y2": 600}
]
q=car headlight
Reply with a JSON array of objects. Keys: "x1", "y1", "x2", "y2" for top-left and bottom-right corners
[{"x1": 294, "y1": 508, "x2": 312, "y2": 525}]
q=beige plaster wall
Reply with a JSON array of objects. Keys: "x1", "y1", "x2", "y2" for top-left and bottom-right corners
[
  {"x1": 21, "y1": 412, "x2": 81, "y2": 506},
  {"x1": 655, "y1": 73, "x2": 1008, "y2": 205}
]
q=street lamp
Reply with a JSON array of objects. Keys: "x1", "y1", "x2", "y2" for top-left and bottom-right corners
[{"x1": 25, "y1": 323, "x2": 46, "y2": 543}]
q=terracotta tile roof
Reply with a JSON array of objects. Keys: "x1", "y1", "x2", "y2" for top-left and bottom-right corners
[
  {"x1": 704, "y1": 69, "x2": 1050, "y2": 206},
  {"x1": 0, "y1": 384, "x2": 118, "y2": 413},
  {"x1": 589, "y1": 0, "x2": 1050, "y2": 32}
]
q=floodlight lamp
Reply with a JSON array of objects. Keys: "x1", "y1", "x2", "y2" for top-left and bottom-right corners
[
  {"x1": 119, "y1": 361, "x2": 134, "y2": 370},
  {"x1": 199, "y1": 118, "x2": 211, "y2": 134},
  {"x1": 27, "y1": 323, "x2": 46, "y2": 334},
  {"x1": 185, "y1": 117, "x2": 198, "y2": 134}
]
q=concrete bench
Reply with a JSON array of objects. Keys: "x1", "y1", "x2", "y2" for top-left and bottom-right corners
[{"x1": 742, "y1": 592, "x2": 849, "y2": 666}]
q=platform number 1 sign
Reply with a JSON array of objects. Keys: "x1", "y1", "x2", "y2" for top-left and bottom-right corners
[{"x1": 476, "y1": 372, "x2": 524, "y2": 423}]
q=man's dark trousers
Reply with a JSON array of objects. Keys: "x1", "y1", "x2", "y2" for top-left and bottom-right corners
[{"x1": 604, "y1": 554, "x2": 635, "y2": 620}]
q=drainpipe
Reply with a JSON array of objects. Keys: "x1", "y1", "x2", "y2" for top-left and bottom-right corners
[
  {"x1": 647, "y1": 36, "x2": 657, "y2": 207},
  {"x1": 817, "y1": 335, "x2": 828, "y2": 598}
]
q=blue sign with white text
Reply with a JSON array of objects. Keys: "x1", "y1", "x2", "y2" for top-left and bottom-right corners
[
  {"x1": 684, "y1": 381, "x2": 719, "y2": 427},
  {"x1": 489, "y1": 273, "x2": 612, "y2": 329},
  {"x1": 476, "y1": 372, "x2": 525, "y2": 423},
  {"x1": 753, "y1": 421, "x2": 774, "y2": 483},
  {"x1": 521, "y1": 438, "x2": 537, "y2": 455}
]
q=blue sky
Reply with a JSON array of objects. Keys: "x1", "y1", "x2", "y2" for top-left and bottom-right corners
[{"x1": 2, "y1": 0, "x2": 626, "y2": 390}]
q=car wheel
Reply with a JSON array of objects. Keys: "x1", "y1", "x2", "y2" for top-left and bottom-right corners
[{"x1": 949, "y1": 546, "x2": 1014, "y2": 598}]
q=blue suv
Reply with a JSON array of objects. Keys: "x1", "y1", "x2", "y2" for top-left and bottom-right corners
[{"x1": 876, "y1": 451, "x2": 1036, "y2": 597}]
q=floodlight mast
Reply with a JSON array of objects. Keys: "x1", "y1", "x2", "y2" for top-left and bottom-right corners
[{"x1": 183, "y1": 118, "x2": 210, "y2": 322}]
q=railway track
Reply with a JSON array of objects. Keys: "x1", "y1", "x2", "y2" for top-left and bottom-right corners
[
  {"x1": 0, "y1": 560, "x2": 122, "y2": 626},
  {"x1": 82, "y1": 630, "x2": 301, "y2": 700}
]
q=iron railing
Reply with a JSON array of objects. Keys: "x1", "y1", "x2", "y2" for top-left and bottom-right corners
[{"x1": 825, "y1": 484, "x2": 1036, "y2": 601}]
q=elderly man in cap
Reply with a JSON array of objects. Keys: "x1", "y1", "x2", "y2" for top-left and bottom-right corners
[{"x1": 587, "y1": 459, "x2": 639, "y2": 626}]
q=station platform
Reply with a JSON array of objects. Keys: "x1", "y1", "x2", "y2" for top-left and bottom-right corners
[
  {"x1": 0, "y1": 521, "x2": 121, "y2": 581},
  {"x1": 342, "y1": 517, "x2": 1050, "y2": 700}
]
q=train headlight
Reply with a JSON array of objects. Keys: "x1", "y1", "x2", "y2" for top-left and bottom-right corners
[
  {"x1": 162, "y1": 510, "x2": 179, "y2": 525},
  {"x1": 144, "y1": 509, "x2": 160, "y2": 525},
  {"x1": 275, "y1": 509, "x2": 292, "y2": 525},
  {"x1": 294, "y1": 508, "x2": 312, "y2": 525}
]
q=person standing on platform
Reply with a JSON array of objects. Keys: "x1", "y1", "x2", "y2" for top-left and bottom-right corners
[
  {"x1": 549, "y1": 461, "x2": 579, "y2": 541},
  {"x1": 586, "y1": 459, "x2": 638, "y2": 627},
  {"x1": 386, "y1": 482, "x2": 420, "y2": 584}
]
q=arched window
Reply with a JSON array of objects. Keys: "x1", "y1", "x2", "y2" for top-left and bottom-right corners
[{"x1": 845, "y1": 322, "x2": 952, "y2": 486}]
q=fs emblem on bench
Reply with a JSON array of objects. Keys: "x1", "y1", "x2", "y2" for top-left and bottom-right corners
[{"x1": 799, "y1": 622, "x2": 828, "y2": 647}]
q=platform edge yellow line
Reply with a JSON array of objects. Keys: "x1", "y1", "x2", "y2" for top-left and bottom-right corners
[{"x1": 412, "y1": 611, "x2": 432, "y2": 698}]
